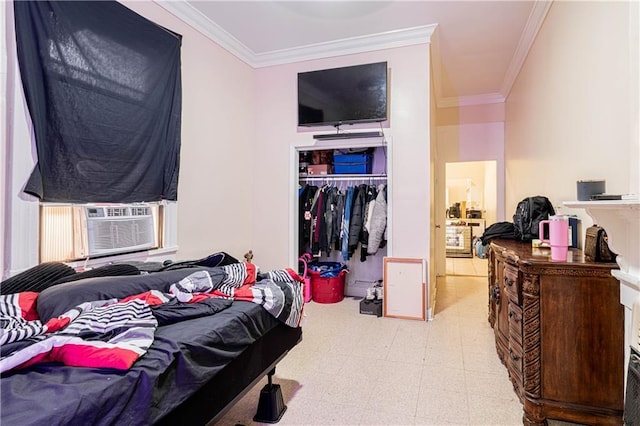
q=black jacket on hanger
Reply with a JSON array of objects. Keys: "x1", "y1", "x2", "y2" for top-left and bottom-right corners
[{"x1": 348, "y1": 184, "x2": 367, "y2": 257}]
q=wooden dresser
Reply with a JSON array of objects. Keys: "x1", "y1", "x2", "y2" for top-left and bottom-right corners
[{"x1": 488, "y1": 239, "x2": 624, "y2": 425}]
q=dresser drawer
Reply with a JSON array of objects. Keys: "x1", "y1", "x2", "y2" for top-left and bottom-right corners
[
  {"x1": 508, "y1": 341, "x2": 524, "y2": 399},
  {"x1": 508, "y1": 302, "x2": 523, "y2": 342},
  {"x1": 503, "y1": 265, "x2": 520, "y2": 304},
  {"x1": 508, "y1": 337, "x2": 524, "y2": 380},
  {"x1": 508, "y1": 302, "x2": 524, "y2": 389}
]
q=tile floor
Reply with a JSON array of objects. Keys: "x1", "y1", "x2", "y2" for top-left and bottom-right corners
[
  {"x1": 214, "y1": 257, "x2": 541, "y2": 425},
  {"x1": 445, "y1": 256, "x2": 488, "y2": 277}
]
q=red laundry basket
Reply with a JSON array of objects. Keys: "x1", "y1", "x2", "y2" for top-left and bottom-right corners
[{"x1": 308, "y1": 262, "x2": 347, "y2": 304}]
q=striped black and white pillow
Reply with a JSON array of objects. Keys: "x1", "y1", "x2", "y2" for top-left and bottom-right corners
[{"x1": 221, "y1": 262, "x2": 257, "y2": 288}]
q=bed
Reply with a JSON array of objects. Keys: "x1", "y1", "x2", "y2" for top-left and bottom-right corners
[{"x1": 0, "y1": 259, "x2": 304, "y2": 426}]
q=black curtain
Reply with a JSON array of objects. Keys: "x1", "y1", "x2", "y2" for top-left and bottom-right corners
[{"x1": 14, "y1": 1, "x2": 182, "y2": 203}]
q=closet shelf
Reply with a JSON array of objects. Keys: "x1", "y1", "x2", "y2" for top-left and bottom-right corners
[{"x1": 299, "y1": 173, "x2": 387, "y2": 181}]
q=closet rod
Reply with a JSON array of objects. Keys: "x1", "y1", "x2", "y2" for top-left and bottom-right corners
[{"x1": 300, "y1": 174, "x2": 387, "y2": 182}]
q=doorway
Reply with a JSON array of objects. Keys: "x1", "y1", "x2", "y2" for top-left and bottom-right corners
[{"x1": 444, "y1": 160, "x2": 496, "y2": 277}]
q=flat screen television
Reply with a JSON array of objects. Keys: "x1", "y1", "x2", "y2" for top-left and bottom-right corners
[{"x1": 297, "y1": 61, "x2": 388, "y2": 127}]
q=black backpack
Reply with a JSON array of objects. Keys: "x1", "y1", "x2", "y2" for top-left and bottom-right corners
[
  {"x1": 480, "y1": 221, "x2": 516, "y2": 245},
  {"x1": 513, "y1": 196, "x2": 555, "y2": 242}
]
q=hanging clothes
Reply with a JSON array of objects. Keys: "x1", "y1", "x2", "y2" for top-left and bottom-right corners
[
  {"x1": 348, "y1": 184, "x2": 367, "y2": 258},
  {"x1": 367, "y1": 184, "x2": 387, "y2": 254},
  {"x1": 307, "y1": 186, "x2": 322, "y2": 254},
  {"x1": 311, "y1": 187, "x2": 327, "y2": 255},
  {"x1": 298, "y1": 180, "x2": 387, "y2": 262},
  {"x1": 341, "y1": 186, "x2": 355, "y2": 261},
  {"x1": 298, "y1": 184, "x2": 318, "y2": 254},
  {"x1": 333, "y1": 189, "x2": 346, "y2": 251},
  {"x1": 323, "y1": 186, "x2": 339, "y2": 256},
  {"x1": 359, "y1": 185, "x2": 378, "y2": 262}
]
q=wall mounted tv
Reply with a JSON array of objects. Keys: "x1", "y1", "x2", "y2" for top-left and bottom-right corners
[{"x1": 297, "y1": 61, "x2": 388, "y2": 127}]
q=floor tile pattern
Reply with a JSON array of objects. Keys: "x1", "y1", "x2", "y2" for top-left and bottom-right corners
[{"x1": 213, "y1": 258, "x2": 542, "y2": 425}]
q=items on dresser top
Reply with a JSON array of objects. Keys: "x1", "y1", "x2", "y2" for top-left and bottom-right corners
[
  {"x1": 584, "y1": 224, "x2": 617, "y2": 262},
  {"x1": 577, "y1": 179, "x2": 606, "y2": 201},
  {"x1": 538, "y1": 214, "x2": 569, "y2": 262}
]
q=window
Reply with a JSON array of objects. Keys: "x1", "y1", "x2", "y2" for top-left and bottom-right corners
[
  {"x1": 14, "y1": 1, "x2": 182, "y2": 203},
  {"x1": 40, "y1": 203, "x2": 162, "y2": 262},
  {"x1": 14, "y1": 1, "x2": 182, "y2": 264}
]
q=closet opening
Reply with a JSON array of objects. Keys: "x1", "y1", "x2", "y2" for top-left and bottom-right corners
[
  {"x1": 444, "y1": 160, "x2": 496, "y2": 277},
  {"x1": 291, "y1": 137, "x2": 391, "y2": 300}
]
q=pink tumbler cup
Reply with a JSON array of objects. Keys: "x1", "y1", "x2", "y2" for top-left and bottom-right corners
[{"x1": 539, "y1": 215, "x2": 569, "y2": 262}]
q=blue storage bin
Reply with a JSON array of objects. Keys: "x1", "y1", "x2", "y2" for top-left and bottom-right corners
[{"x1": 333, "y1": 153, "x2": 372, "y2": 174}]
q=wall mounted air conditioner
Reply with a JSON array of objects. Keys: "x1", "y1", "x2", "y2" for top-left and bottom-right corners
[{"x1": 73, "y1": 204, "x2": 157, "y2": 258}]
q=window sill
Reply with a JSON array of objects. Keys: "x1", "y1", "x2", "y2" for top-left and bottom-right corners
[{"x1": 65, "y1": 245, "x2": 178, "y2": 271}]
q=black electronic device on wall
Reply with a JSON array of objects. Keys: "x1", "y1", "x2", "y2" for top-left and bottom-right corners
[{"x1": 297, "y1": 61, "x2": 388, "y2": 127}]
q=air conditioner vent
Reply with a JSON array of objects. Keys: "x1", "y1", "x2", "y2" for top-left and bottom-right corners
[
  {"x1": 131, "y1": 206, "x2": 151, "y2": 216},
  {"x1": 74, "y1": 204, "x2": 157, "y2": 257},
  {"x1": 40, "y1": 203, "x2": 160, "y2": 262},
  {"x1": 106, "y1": 207, "x2": 129, "y2": 217}
]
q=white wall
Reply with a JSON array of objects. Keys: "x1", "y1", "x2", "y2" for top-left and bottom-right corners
[
  {"x1": 506, "y1": 0, "x2": 639, "y2": 384},
  {"x1": 0, "y1": 1, "x2": 5, "y2": 279},
  {"x1": 437, "y1": 123, "x2": 505, "y2": 219},
  {"x1": 1, "y1": 0, "x2": 257, "y2": 277},
  {"x1": 2, "y1": 1, "x2": 40, "y2": 277},
  {"x1": 434, "y1": 121, "x2": 504, "y2": 275},
  {"x1": 429, "y1": 60, "x2": 438, "y2": 316},
  {"x1": 123, "y1": 1, "x2": 258, "y2": 262},
  {"x1": 251, "y1": 45, "x2": 432, "y2": 275},
  {"x1": 2, "y1": 1, "x2": 434, "y2": 295},
  {"x1": 506, "y1": 1, "x2": 636, "y2": 220}
]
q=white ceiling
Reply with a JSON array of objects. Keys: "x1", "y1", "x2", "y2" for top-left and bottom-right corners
[{"x1": 156, "y1": 1, "x2": 552, "y2": 107}]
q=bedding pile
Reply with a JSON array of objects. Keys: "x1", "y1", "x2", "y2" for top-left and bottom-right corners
[{"x1": 0, "y1": 262, "x2": 304, "y2": 374}]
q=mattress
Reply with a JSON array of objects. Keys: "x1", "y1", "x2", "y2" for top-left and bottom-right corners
[{"x1": 1, "y1": 299, "x2": 291, "y2": 426}]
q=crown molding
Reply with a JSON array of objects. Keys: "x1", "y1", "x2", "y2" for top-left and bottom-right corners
[
  {"x1": 429, "y1": 26, "x2": 445, "y2": 107},
  {"x1": 432, "y1": 25, "x2": 504, "y2": 109},
  {"x1": 156, "y1": 0, "x2": 549, "y2": 107},
  {"x1": 154, "y1": 0, "x2": 256, "y2": 64},
  {"x1": 155, "y1": 0, "x2": 434, "y2": 68},
  {"x1": 434, "y1": 0, "x2": 551, "y2": 108},
  {"x1": 438, "y1": 93, "x2": 506, "y2": 109},
  {"x1": 499, "y1": 0, "x2": 553, "y2": 99},
  {"x1": 252, "y1": 25, "x2": 436, "y2": 68}
]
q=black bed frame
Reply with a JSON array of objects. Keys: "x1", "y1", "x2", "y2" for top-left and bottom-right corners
[{"x1": 155, "y1": 323, "x2": 302, "y2": 425}]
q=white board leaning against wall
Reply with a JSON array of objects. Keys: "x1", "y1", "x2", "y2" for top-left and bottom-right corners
[{"x1": 383, "y1": 257, "x2": 426, "y2": 321}]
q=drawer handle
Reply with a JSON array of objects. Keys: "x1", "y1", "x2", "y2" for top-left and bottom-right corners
[
  {"x1": 491, "y1": 285, "x2": 500, "y2": 303},
  {"x1": 509, "y1": 311, "x2": 520, "y2": 322},
  {"x1": 504, "y1": 276, "x2": 514, "y2": 287},
  {"x1": 509, "y1": 350, "x2": 520, "y2": 361}
]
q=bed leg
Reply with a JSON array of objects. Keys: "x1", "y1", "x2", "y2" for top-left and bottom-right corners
[{"x1": 253, "y1": 368, "x2": 287, "y2": 423}]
